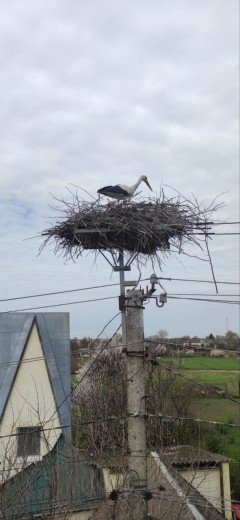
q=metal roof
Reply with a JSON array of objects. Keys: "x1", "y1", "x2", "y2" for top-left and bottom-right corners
[
  {"x1": 0, "y1": 312, "x2": 71, "y2": 437},
  {"x1": 1, "y1": 433, "x2": 104, "y2": 517},
  {"x1": 149, "y1": 452, "x2": 225, "y2": 520},
  {"x1": 161, "y1": 445, "x2": 230, "y2": 466}
]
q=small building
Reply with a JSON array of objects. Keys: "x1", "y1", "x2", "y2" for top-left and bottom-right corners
[
  {"x1": 0, "y1": 433, "x2": 104, "y2": 520},
  {"x1": 148, "y1": 452, "x2": 226, "y2": 520},
  {"x1": 96, "y1": 448, "x2": 230, "y2": 520},
  {"x1": 0, "y1": 312, "x2": 71, "y2": 481},
  {"x1": 0, "y1": 313, "x2": 105, "y2": 519},
  {"x1": 159, "y1": 445, "x2": 232, "y2": 520}
]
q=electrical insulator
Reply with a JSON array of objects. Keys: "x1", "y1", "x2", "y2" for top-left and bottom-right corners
[{"x1": 159, "y1": 293, "x2": 167, "y2": 304}]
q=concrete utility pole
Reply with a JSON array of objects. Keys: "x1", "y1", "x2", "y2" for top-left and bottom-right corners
[
  {"x1": 126, "y1": 289, "x2": 147, "y2": 520},
  {"x1": 115, "y1": 260, "x2": 166, "y2": 519}
]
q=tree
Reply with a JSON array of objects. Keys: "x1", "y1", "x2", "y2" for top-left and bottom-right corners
[
  {"x1": 215, "y1": 335, "x2": 225, "y2": 348},
  {"x1": 158, "y1": 329, "x2": 168, "y2": 344},
  {"x1": 208, "y1": 333, "x2": 215, "y2": 340},
  {"x1": 70, "y1": 337, "x2": 81, "y2": 351},
  {"x1": 224, "y1": 330, "x2": 240, "y2": 351},
  {"x1": 72, "y1": 348, "x2": 202, "y2": 457}
]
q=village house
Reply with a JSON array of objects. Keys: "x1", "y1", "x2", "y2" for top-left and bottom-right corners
[
  {"x1": 157, "y1": 445, "x2": 232, "y2": 520},
  {"x1": 101, "y1": 447, "x2": 232, "y2": 520},
  {"x1": 0, "y1": 313, "x2": 104, "y2": 519},
  {"x1": 0, "y1": 312, "x2": 234, "y2": 520}
]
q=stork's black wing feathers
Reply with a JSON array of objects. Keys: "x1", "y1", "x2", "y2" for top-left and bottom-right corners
[
  {"x1": 97, "y1": 185, "x2": 129, "y2": 196},
  {"x1": 97, "y1": 185, "x2": 113, "y2": 193}
]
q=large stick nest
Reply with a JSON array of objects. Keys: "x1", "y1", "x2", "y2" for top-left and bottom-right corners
[{"x1": 40, "y1": 189, "x2": 220, "y2": 267}]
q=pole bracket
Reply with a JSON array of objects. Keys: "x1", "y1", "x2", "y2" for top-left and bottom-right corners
[
  {"x1": 113, "y1": 265, "x2": 131, "y2": 272},
  {"x1": 118, "y1": 295, "x2": 126, "y2": 311}
]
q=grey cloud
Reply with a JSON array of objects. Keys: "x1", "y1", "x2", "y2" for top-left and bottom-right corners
[{"x1": 0, "y1": 0, "x2": 238, "y2": 337}]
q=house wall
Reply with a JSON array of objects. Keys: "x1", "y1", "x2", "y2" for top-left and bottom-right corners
[
  {"x1": 182, "y1": 465, "x2": 231, "y2": 520},
  {"x1": 222, "y1": 462, "x2": 232, "y2": 520},
  {"x1": 0, "y1": 323, "x2": 62, "y2": 481},
  {"x1": 148, "y1": 455, "x2": 205, "y2": 520},
  {"x1": 102, "y1": 468, "x2": 124, "y2": 492}
]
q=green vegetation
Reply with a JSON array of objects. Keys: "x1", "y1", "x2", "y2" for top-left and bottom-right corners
[
  {"x1": 191, "y1": 398, "x2": 239, "y2": 422},
  {"x1": 186, "y1": 370, "x2": 240, "y2": 394},
  {"x1": 165, "y1": 355, "x2": 240, "y2": 498},
  {"x1": 71, "y1": 374, "x2": 79, "y2": 386},
  {"x1": 166, "y1": 356, "x2": 239, "y2": 370},
  {"x1": 160, "y1": 356, "x2": 240, "y2": 393},
  {"x1": 72, "y1": 352, "x2": 240, "y2": 498}
]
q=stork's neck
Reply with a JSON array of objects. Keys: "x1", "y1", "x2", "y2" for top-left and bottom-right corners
[{"x1": 132, "y1": 176, "x2": 144, "y2": 193}]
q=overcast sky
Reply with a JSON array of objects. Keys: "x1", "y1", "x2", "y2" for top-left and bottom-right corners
[{"x1": 0, "y1": 0, "x2": 239, "y2": 340}]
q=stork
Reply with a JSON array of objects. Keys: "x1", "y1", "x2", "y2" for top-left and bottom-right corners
[{"x1": 97, "y1": 175, "x2": 153, "y2": 200}]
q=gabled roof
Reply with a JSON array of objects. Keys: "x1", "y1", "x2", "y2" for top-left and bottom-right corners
[
  {"x1": 150, "y1": 452, "x2": 225, "y2": 520},
  {"x1": 160, "y1": 445, "x2": 230, "y2": 467},
  {"x1": 0, "y1": 313, "x2": 71, "y2": 437},
  {"x1": 0, "y1": 434, "x2": 105, "y2": 517}
]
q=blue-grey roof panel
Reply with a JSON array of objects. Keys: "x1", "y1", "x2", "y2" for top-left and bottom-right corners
[{"x1": 0, "y1": 313, "x2": 71, "y2": 438}]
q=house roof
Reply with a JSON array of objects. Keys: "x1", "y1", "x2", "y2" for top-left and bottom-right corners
[
  {"x1": 0, "y1": 312, "x2": 71, "y2": 436},
  {"x1": 161, "y1": 445, "x2": 230, "y2": 467},
  {"x1": 0, "y1": 434, "x2": 105, "y2": 517},
  {"x1": 150, "y1": 452, "x2": 225, "y2": 520}
]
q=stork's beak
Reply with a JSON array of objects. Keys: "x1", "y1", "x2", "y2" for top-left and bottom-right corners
[{"x1": 144, "y1": 177, "x2": 153, "y2": 191}]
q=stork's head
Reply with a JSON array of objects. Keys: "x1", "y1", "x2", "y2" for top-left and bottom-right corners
[{"x1": 141, "y1": 175, "x2": 153, "y2": 191}]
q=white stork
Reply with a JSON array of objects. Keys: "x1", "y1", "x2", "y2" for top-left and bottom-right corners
[{"x1": 97, "y1": 175, "x2": 153, "y2": 200}]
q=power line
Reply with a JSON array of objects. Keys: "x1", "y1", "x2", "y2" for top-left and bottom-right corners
[
  {"x1": 1, "y1": 412, "x2": 239, "y2": 440},
  {"x1": 167, "y1": 296, "x2": 239, "y2": 304},
  {"x1": 0, "y1": 339, "x2": 155, "y2": 370},
  {"x1": 157, "y1": 276, "x2": 240, "y2": 285},
  {"x1": 149, "y1": 413, "x2": 240, "y2": 428},
  {"x1": 0, "y1": 277, "x2": 239, "y2": 305},
  {"x1": 2, "y1": 293, "x2": 239, "y2": 315},
  {"x1": 1, "y1": 337, "x2": 238, "y2": 369},
  {"x1": 0, "y1": 282, "x2": 119, "y2": 303},
  {"x1": 3, "y1": 295, "x2": 118, "y2": 313},
  {"x1": 0, "y1": 486, "x2": 237, "y2": 520},
  {"x1": 168, "y1": 293, "x2": 240, "y2": 297}
]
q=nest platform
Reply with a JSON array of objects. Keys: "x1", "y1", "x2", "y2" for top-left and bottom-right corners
[{"x1": 40, "y1": 193, "x2": 214, "y2": 265}]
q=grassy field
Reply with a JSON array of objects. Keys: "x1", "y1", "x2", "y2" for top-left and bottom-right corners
[
  {"x1": 190, "y1": 397, "x2": 240, "y2": 422},
  {"x1": 185, "y1": 370, "x2": 240, "y2": 394},
  {"x1": 160, "y1": 356, "x2": 240, "y2": 463},
  {"x1": 166, "y1": 356, "x2": 240, "y2": 371}
]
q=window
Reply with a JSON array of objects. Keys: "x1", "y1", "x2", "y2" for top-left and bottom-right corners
[{"x1": 17, "y1": 427, "x2": 41, "y2": 459}]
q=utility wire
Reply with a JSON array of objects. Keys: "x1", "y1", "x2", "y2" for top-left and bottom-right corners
[
  {"x1": 0, "y1": 282, "x2": 119, "y2": 303},
  {"x1": 0, "y1": 339, "x2": 150, "y2": 369},
  {"x1": 167, "y1": 296, "x2": 239, "y2": 304},
  {"x1": 148, "y1": 413, "x2": 240, "y2": 428},
  {"x1": 1, "y1": 413, "x2": 239, "y2": 440},
  {"x1": 0, "y1": 278, "x2": 239, "y2": 305},
  {"x1": 3, "y1": 295, "x2": 118, "y2": 313},
  {"x1": 157, "y1": 276, "x2": 240, "y2": 285},
  {"x1": 1, "y1": 487, "x2": 238, "y2": 519},
  {"x1": 0, "y1": 338, "x2": 239, "y2": 369},
  {"x1": 2, "y1": 294, "x2": 239, "y2": 314},
  {"x1": 168, "y1": 293, "x2": 240, "y2": 297}
]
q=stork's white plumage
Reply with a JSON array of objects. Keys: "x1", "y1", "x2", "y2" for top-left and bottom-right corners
[{"x1": 97, "y1": 175, "x2": 152, "y2": 200}]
